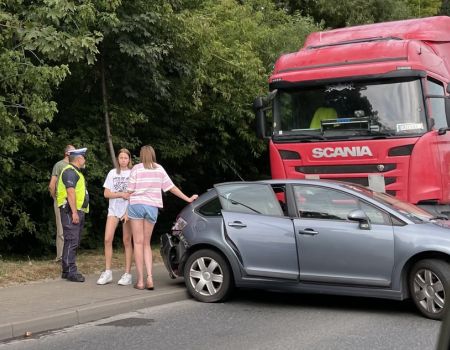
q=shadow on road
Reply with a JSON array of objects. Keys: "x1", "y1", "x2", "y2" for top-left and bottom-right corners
[{"x1": 231, "y1": 288, "x2": 418, "y2": 317}]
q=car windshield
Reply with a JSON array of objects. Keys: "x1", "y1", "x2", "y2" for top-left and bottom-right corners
[
  {"x1": 341, "y1": 183, "x2": 434, "y2": 223},
  {"x1": 273, "y1": 77, "x2": 426, "y2": 141}
]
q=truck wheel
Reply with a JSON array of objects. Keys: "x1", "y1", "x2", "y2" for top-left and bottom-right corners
[
  {"x1": 409, "y1": 259, "x2": 450, "y2": 320},
  {"x1": 184, "y1": 249, "x2": 233, "y2": 303}
]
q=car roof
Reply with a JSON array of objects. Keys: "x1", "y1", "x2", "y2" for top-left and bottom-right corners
[
  {"x1": 214, "y1": 179, "x2": 355, "y2": 189},
  {"x1": 211, "y1": 179, "x2": 420, "y2": 223}
]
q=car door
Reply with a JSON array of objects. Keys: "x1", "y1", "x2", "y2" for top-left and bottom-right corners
[
  {"x1": 292, "y1": 184, "x2": 395, "y2": 287},
  {"x1": 216, "y1": 183, "x2": 299, "y2": 280}
]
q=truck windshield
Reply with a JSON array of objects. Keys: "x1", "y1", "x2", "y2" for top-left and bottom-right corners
[{"x1": 274, "y1": 77, "x2": 427, "y2": 140}]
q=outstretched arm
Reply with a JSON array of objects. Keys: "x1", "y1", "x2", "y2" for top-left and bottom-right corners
[{"x1": 169, "y1": 186, "x2": 198, "y2": 203}]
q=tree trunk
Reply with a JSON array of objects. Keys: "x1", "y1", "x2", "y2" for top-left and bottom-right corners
[{"x1": 100, "y1": 50, "x2": 117, "y2": 168}]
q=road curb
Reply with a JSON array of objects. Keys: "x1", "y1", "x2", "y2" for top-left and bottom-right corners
[{"x1": 0, "y1": 288, "x2": 187, "y2": 342}]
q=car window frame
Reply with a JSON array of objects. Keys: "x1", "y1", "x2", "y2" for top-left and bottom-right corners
[{"x1": 214, "y1": 182, "x2": 284, "y2": 217}]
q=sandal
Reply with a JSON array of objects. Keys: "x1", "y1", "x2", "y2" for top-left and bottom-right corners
[
  {"x1": 146, "y1": 276, "x2": 154, "y2": 290},
  {"x1": 133, "y1": 283, "x2": 145, "y2": 290}
]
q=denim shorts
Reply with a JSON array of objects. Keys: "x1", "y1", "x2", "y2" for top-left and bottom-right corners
[{"x1": 127, "y1": 204, "x2": 158, "y2": 224}]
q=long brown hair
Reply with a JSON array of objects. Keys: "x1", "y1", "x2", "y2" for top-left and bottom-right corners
[
  {"x1": 140, "y1": 145, "x2": 157, "y2": 169},
  {"x1": 115, "y1": 148, "x2": 133, "y2": 174}
]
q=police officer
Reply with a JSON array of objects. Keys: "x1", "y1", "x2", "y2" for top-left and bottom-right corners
[{"x1": 57, "y1": 147, "x2": 89, "y2": 282}]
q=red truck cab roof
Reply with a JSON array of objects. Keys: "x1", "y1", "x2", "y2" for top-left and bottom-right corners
[
  {"x1": 305, "y1": 16, "x2": 450, "y2": 47},
  {"x1": 271, "y1": 16, "x2": 450, "y2": 84}
]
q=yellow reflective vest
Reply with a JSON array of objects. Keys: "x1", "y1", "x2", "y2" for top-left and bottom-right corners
[{"x1": 57, "y1": 164, "x2": 89, "y2": 213}]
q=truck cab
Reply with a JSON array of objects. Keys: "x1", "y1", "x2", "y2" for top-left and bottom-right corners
[{"x1": 255, "y1": 16, "x2": 450, "y2": 212}]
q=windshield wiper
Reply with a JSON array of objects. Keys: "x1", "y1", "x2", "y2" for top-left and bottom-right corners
[
  {"x1": 219, "y1": 195, "x2": 261, "y2": 214},
  {"x1": 274, "y1": 134, "x2": 326, "y2": 141},
  {"x1": 367, "y1": 130, "x2": 396, "y2": 137},
  {"x1": 430, "y1": 215, "x2": 449, "y2": 220}
]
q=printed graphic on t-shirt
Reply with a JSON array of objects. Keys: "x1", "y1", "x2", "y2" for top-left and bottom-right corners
[{"x1": 112, "y1": 176, "x2": 129, "y2": 192}]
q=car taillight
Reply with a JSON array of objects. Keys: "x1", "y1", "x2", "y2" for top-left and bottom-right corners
[{"x1": 171, "y1": 216, "x2": 187, "y2": 236}]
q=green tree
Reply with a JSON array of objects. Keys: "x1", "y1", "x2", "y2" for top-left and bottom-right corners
[
  {"x1": 51, "y1": 0, "x2": 322, "y2": 243},
  {"x1": 277, "y1": 0, "x2": 413, "y2": 28},
  {"x1": 407, "y1": 0, "x2": 442, "y2": 17},
  {"x1": 1, "y1": 0, "x2": 321, "y2": 253},
  {"x1": 439, "y1": 0, "x2": 450, "y2": 14},
  {"x1": 0, "y1": 0, "x2": 105, "y2": 252}
]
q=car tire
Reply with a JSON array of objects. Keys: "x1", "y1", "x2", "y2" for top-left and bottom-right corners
[
  {"x1": 409, "y1": 259, "x2": 450, "y2": 320},
  {"x1": 184, "y1": 249, "x2": 233, "y2": 303}
]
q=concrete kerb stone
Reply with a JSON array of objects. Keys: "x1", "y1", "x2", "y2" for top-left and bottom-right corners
[
  {"x1": 76, "y1": 289, "x2": 188, "y2": 324},
  {"x1": 11, "y1": 310, "x2": 78, "y2": 339},
  {"x1": 0, "y1": 324, "x2": 13, "y2": 342},
  {"x1": 1, "y1": 288, "x2": 187, "y2": 342}
]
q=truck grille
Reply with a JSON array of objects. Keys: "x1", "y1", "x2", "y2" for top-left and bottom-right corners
[
  {"x1": 295, "y1": 164, "x2": 398, "y2": 196},
  {"x1": 295, "y1": 164, "x2": 396, "y2": 174},
  {"x1": 320, "y1": 177, "x2": 397, "y2": 187}
]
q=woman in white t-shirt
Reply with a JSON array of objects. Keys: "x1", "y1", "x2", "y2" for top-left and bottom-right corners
[{"x1": 97, "y1": 149, "x2": 133, "y2": 286}]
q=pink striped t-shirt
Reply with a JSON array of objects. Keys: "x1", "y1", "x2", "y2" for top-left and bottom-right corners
[{"x1": 127, "y1": 163, "x2": 175, "y2": 208}]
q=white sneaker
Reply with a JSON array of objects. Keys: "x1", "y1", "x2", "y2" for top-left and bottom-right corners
[
  {"x1": 118, "y1": 272, "x2": 132, "y2": 286},
  {"x1": 97, "y1": 270, "x2": 113, "y2": 285}
]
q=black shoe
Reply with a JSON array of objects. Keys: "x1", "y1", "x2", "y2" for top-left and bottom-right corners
[
  {"x1": 61, "y1": 272, "x2": 68, "y2": 279},
  {"x1": 67, "y1": 273, "x2": 85, "y2": 282}
]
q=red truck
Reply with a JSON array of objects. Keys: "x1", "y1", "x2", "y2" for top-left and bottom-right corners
[{"x1": 254, "y1": 16, "x2": 450, "y2": 214}]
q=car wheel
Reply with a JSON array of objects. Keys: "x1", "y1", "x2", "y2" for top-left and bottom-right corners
[
  {"x1": 409, "y1": 259, "x2": 450, "y2": 320},
  {"x1": 184, "y1": 249, "x2": 233, "y2": 302}
]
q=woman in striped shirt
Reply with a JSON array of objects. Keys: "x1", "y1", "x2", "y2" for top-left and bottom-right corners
[{"x1": 126, "y1": 145, "x2": 198, "y2": 290}]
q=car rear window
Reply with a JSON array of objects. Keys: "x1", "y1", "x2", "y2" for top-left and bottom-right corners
[{"x1": 197, "y1": 197, "x2": 222, "y2": 217}]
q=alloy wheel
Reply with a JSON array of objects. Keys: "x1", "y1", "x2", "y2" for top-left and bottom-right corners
[
  {"x1": 413, "y1": 268, "x2": 445, "y2": 314},
  {"x1": 189, "y1": 256, "x2": 224, "y2": 296}
]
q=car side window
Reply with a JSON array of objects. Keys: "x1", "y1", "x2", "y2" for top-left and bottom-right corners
[
  {"x1": 197, "y1": 197, "x2": 222, "y2": 217},
  {"x1": 359, "y1": 201, "x2": 392, "y2": 225},
  {"x1": 216, "y1": 183, "x2": 283, "y2": 216},
  {"x1": 294, "y1": 185, "x2": 391, "y2": 225},
  {"x1": 294, "y1": 185, "x2": 351, "y2": 220}
]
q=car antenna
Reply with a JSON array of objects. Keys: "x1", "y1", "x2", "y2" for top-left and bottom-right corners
[{"x1": 223, "y1": 159, "x2": 245, "y2": 181}]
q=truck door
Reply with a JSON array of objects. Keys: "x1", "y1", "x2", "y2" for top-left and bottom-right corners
[{"x1": 427, "y1": 78, "x2": 450, "y2": 204}]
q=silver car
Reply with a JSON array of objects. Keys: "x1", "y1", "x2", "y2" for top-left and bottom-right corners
[{"x1": 160, "y1": 180, "x2": 450, "y2": 319}]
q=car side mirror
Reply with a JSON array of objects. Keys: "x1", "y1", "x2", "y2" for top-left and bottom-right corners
[{"x1": 347, "y1": 209, "x2": 371, "y2": 230}]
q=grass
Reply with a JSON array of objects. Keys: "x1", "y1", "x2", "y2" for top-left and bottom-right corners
[{"x1": 0, "y1": 248, "x2": 162, "y2": 288}]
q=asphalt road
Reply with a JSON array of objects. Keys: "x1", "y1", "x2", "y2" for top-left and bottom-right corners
[{"x1": 0, "y1": 290, "x2": 441, "y2": 350}]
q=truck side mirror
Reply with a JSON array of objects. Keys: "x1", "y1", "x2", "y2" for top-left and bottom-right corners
[
  {"x1": 254, "y1": 97, "x2": 267, "y2": 139},
  {"x1": 253, "y1": 96, "x2": 263, "y2": 110},
  {"x1": 446, "y1": 98, "x2": 450, "y2": 123},
  {"x1": 441, "y1": 98, "x2": 450, "y2": 134}
]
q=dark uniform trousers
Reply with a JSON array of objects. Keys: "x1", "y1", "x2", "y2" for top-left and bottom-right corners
[{"x1": 60, "y1": 207, "x2": 85, "y2": 278}]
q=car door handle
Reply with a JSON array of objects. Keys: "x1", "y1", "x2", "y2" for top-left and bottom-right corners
[
  {"x1": 298, "y1": 228, "x2": 319, "y2": 236},
  {"x1": 228, "y1": 221, "x2": 247, "y2": 228}
]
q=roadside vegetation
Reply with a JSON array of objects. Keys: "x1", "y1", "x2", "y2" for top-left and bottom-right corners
[{"x1": 0, "y1": 248, "x2": 162, "y2": 288}]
